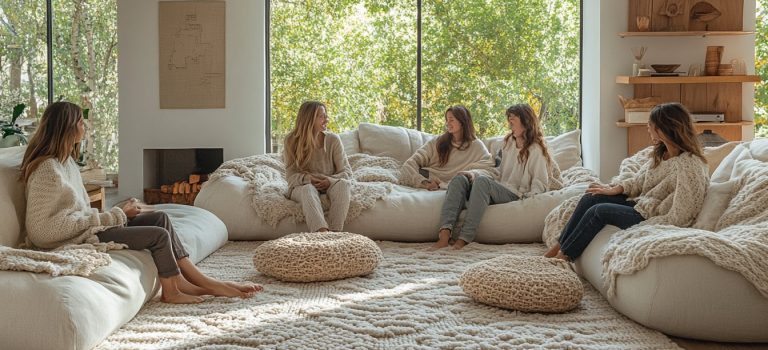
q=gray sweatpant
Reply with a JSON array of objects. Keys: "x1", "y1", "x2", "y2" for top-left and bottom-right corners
[
  {"x1": 439, "y1": 175, "x2": 520, "y2": 243},
  {"x1": 290, "y1": 179, "x2": 351, "y2": 232},
  {"x1": 97, "y1": 211, "x2": 188, "y2": 278}
]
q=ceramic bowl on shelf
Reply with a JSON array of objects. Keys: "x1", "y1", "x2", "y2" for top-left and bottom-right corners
[{"x1": 650, "y1": 64, "x2": 681, "y2": 73}]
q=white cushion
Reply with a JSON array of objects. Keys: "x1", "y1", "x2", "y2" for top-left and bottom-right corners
[
  {"x1": 748, "y1": 138, "x2": 768, "y2": 162},
  {"x1": 357, "y1": 123, "x2": 433, "y2": 162},
  {"x1": 692, "y1": 180, "x2": 736, "y2": 231},
  {"x1": 711, "y1": 143, "x2": 750, "y2": 183},
  {"x1": 338, "y1": 129, "x2": 361, "y2": 154},
  {"x1": 702, "y1": 142, "x2": 740, "y2": 176},
  {"x1": 545, "y1": 129, "x2": 582, "y2": 170},
  {"x1": 0, "y1": 146, "x2": 27, "y2": 247},
  {"x1": 460, "y1": 255, "x2": 583, "y2": 313},
  {"x1": 253, "y1": 232, "x2": 382, "y2": 282}
]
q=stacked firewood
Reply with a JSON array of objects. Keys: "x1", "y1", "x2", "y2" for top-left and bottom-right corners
[{"x1": 144, "y1": 174, "x2": 208, "y2": 205}]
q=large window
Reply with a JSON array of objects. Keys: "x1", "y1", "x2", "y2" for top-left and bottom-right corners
[
  {"x1": 757, "y1": 0, "x2": 767, "y2": 138},
  {"x1": 268, "y1": 0, "x2": 582, "y2": 152},
  {"x1": 0, "y1": 0, "x2": 118, "y2": 172}
]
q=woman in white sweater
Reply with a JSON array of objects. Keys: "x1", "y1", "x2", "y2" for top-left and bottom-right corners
[
  {"x1": 433, "y1": 104, "x2": 555, "y2": 250},
  {"x1": 22, "y1": 102, "x2": 261, "y2": 304},
  {"x1": 283, "y1": 101, "x2": 352, "y2": 232},
  {"x1": 545, "y1": 103, "x2": 709, "y2": 260},
  {"x1": 400, "y1": 105, "x2": 495, "y2": 190}
]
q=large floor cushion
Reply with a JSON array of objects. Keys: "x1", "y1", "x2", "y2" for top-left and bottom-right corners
[
  {"x1": 460, "y1": 255, "x2": 583, "y2": 313},
  {"x1": 253, "y1": 232, "x2": 382, "y2": 282},
  {"x1": 196, "y1": 176, "x2": 587, "y2": 243},
  {"x1": 575, "y1": 225, "x2": 768, "y2": 342},
  {"x1": 0, "y1": 204, "x2": 228, "y2": 350}
]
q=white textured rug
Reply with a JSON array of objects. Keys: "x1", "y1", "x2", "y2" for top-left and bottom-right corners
[{"x1": 97, "y1": 242, "x2": 680, "y2": 349}]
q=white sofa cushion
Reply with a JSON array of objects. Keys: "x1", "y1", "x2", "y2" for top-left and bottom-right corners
[
  {"x1": 357, "y1": 123, "x2": 434, "y2": 162},
  {"x1": 692, "y1": 179, "x2": 736, "y2": 231},
  {"x1": 702, "y1": 141, "x2": 740, "y2": 176},
  {"x1": 0, "y1": 146, "x2": 26, "y2": 247},
  {"x1": 338, "y1": 129, "x2": 361, "y2": 155},
  {"x1": 711, "y1": 143, "x2": 749, "y2": 183}
]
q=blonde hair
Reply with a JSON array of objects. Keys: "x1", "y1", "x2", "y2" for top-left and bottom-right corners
[
  {"x1": 503, "y1": 104, "x2": 554, "y2": 166},
  {"x1": 284, "y1": 101, "x2": 326, "y2": 171},
  {"x1": 20, "y1": 102, "x2": 83, "y2": 183},
  {"x1": 648, "y1": 103, "x2": 706, "y2": 167}
]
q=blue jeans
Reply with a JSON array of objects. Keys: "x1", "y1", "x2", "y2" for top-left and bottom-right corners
[
  {"x1": 439, "y1": 175, "x2": 520, "y2": 243},
  {"x1": 559, "y1": 194, "x2": 645, "y2": 260}
]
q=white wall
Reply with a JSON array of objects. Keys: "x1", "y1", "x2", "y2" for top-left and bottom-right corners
[
  {"x1": 582, "y1": 0, "x2": 757, "y2": 181},
  {"x1": 118, "y1": 0, "x2": 267, "y2": 198}
]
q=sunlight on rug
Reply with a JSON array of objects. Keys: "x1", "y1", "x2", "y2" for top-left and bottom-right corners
[{"x1": 97, "y1": 241, "x2": 681, "y2": 349}]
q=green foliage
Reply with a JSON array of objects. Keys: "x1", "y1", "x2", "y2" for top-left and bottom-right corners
[
  {"x1": 757, "y1": 0, "x2": 768, "y2": 135},
  {"x1": 269, "y1": 0, "x2": 580, "y2": 148},
  {"x1": 1, "y1": 102, "x2": 26, "y2": 141}
]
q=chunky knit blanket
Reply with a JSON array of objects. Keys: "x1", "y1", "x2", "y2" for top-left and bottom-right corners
[
  {"x1": 0, "y1": 243, "x2": 117, "y2": 276},
  {"x1": 209, "y1": 153, "x2": 400, "y2": 227}
]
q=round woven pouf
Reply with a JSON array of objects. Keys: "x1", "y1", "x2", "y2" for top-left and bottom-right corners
[
  {"x1": 253, "y1": 232, "x2": 383, "y2": 282},
  {"x1": 459, "y1": 255, "x2": 583, "y2": 313}
]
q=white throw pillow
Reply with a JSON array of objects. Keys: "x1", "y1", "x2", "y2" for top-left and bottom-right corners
[
  {"x1": 748, "y1": 138, "x2": 768, "y2": 162},
  {"x1": 711, "y1": 144, "x2": 749, "y2": 183},
  {"x1": 358, "y1": 123, "x2": 433, "y2": 162},
  {"x1": 338, "y1": 129, "x2": 361, "y2": 155},
  {"x1": 545, "y1": 129, "x2": 582, "y2": 171},
  {"x1": 692, "y1": 180, "x2": 737, "y2": 231},
  {"x1": 702, "y1": 142, "x2": 740, "y2": 176}
]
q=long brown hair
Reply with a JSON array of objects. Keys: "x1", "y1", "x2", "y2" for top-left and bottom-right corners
[
  {"x1": 503, "y1": 104, "x2": 553, "y2": 166},
  {"x1": 20, "y1": 102, "x2": 83, "y2": 183},
  {"x1": 436, "y1": 105, "x2": 476, "y2": 167},
  {"x1": 648, "y1": 103, "x2": 705, "y2": 167},
  {"x1": 284, "y1": 101, "x2": 326, "y2": 171}
]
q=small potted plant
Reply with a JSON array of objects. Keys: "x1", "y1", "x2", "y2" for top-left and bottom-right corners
[{"x1": 0, "y1": 103, "x2": 28, "y2": 148}]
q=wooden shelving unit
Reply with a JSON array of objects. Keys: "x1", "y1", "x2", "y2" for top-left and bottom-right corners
[
  {"x1": 616, "y1": 75, "x2": 761, "y2": 85},
  {"x1": 618, "y1": 31, "x2": 755, "y2": 38}
]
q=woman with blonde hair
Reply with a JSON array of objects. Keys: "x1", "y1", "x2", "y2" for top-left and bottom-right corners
[
  {"x1": 434, "y1": 104, "x2": 556, "y2": 250},
  {"x1": 401, "y1": 105, "x2": 495, "y2": 191},
  {"x1": 545, "y1": 102, "x2": 708, "y2": 261},
  {"x1": 284, "y1": 101, "x2": 352, "y2": 232},
  {"x1": 22, "y1": 102, "x2": 261, "y2": 304}
]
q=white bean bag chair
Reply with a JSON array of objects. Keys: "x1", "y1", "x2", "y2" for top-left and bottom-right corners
[
  {"x1": 253, "y1": 232, "x2": 382, "y2": 282},
  {"x1": 196, "y1": 125, "x2": 587, "y2": 243},
  {"x1": 460, "y1": 255, "x2": 583, "y2": 313}
]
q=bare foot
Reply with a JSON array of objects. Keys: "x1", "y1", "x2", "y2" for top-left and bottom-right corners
[
  {"x1": 452, "y1": 239, "x2": 468, "y2": 250},
  {"x1": 225, "y1": 281, "x2": 263, "y2": 294},
  {"x1": 553, "y1": 250, "x2": 570, "y2": 261},
  {"x1": 203, "y1": 281, "x2": 254, "y2": 298},
  {"x1": 161, "y1": 291, "x2": 204, "y2": 304},
  {"x1": 429, "y1": 229, "x2": 451, "y2": 250},
  {"x1": 544, "y1": 243, "x2": 561, "y2": 258},
  {"x1": 317, "y1": 228, "x2": 330, "y2": 232}
]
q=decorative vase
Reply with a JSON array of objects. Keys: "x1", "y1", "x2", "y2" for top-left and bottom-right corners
[{"x1": 705, "y1": 46, "x2": 724, "y2": 76}]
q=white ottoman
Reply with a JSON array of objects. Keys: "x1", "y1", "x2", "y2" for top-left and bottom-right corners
[
  {"x1": 460, "y1": 255, "x2": 583, "y2": 313},
  {"x1": 253, "y1": 232, "x2": 382, "y2": 282}
]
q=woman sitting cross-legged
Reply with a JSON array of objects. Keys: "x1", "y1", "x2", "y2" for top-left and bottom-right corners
[
  {"x1": 545, "y1": 102, "x2": 709, "y2": 261},
  {"x1": 283, "y1": 100, "x2": 352, "y2": 232},
  {"x1": 22, "y1": 102, "x2": 261, "y2": 304},
  {"x1": 400, "y1": 105, "x2": 495, "y2": 191},
  {"x1": 433, "y1": 104, "x2": 556, "y2": 250}
]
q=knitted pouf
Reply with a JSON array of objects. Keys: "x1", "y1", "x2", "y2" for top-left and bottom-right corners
[
  {"x1": 459, "y1": 255, "x2": 583, "y2": 313},
  {"x1": 253, "y1": 232, "x2": 383, "y2": 282}
]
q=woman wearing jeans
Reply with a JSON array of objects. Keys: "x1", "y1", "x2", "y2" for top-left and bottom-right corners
[{"x1": 545, "y1": 103, "x2": 709, "y2": 261}]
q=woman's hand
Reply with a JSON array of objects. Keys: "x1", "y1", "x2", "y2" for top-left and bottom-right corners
[
  {"x1": 311, "y1": 176, "x2": 331, "y2": 192},
  {"x1": 121, "y1": 198, "x2": 141, "y2": 220},
  {"x1": 585, "y1": 183, "x2": 623, "y2": 196},
  {"x1": 421, "y1": 179, "x2": 440, "y2": 191},
  {"x1": 458, "y1": 171, "x2": 475, "y2": 183}
]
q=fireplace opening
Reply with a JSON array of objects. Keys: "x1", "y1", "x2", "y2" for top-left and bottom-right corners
[{"x1": 143, "y1": 148, "x2": 223, "y2": 205}]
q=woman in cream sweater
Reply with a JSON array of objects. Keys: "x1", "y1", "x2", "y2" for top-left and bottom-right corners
[
  {"x1": 545, "y1": 103, "x2": 709, "y2": 260},
  {"x1": 22, "y1": 102, "x2": 261, "y2": 304},
  {"x1": 283, "y1": 101, "x2": 352, "y2": 232},
  {"x1": 434, "y1": 104, "x2": 556, "y2": 250},
  {"x1": 400, "y1": 105, "x2": 495, "y2": 190}
]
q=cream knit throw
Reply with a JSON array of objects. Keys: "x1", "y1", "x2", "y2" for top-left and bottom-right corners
[
  {"x1": 603, "y1": 165, "x2": 768, "y2": 298},
  {"x1": 0, "y1": 243, "x2": 119, "y2": 276},
  {"x1": 209, "y1": 153, "x2": 399, "y2": 227}
]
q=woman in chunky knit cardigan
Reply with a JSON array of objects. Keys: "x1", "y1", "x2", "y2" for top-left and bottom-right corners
[
  {"x1": 21, "y1": 102, "x2": 261, "y2": 304},
  {"x1": 283, "y1": 101, "x2": 352, "y2": 232},
  {"x1": 433, "y1": 104, "x2": 556, "y2": 250},
  {"x1": 400, "y1": 105, "x2": 496, "y2": 191},
  {"x1": 545, "y1": 102, "x2": 709, "y2": 261}
]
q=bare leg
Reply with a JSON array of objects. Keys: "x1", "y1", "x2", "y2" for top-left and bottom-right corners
[
  {"x1": 430, "y1": 229, "x2": 452, "y2": 250},
  {"x1": 159, "y1": 275, "x2": 204, "y2": 304},
  {"x1": 452, "y1": 239, "x2": 468, "y2": 250},
  {"x1": 544, "y1": 243, "x2": 561, "y2": 258},
  {"x1": 178, "y1": 258, "x2": 261, "y2": 297}
]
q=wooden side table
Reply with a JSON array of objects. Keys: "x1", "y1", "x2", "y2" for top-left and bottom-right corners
[{"x1": 85, "y1": 184, "x2": 106, "y2": 212}]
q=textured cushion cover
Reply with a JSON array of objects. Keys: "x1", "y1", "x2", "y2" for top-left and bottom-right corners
[
  {"x1": 692, "y1": 180, "x2": 736, "y2": 231},
  {"x1": 253, "y1": 232, "x2": 382, "y2": 282},
  {"x1": 0, "y1": 146, "x2": 26, "y2": 247},
  {"x1": 711, "y1": 143, "x2": 749, "y2": 183},
  {"x1": 460, "y1": 255, "x2": 583, "y2": 313},
  {"x1": 702, "y1": 142, "x2": 740, "y2": 176}
]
